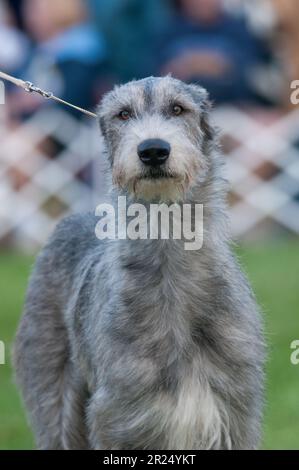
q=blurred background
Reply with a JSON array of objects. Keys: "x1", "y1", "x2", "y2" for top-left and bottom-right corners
[{"x1": 0, "y1": 0, "x2": 298, "y2": 449}]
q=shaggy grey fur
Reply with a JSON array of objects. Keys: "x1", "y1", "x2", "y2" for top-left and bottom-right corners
[{"x1": 14, "y1": 76, "x2": 265, "y2": 450}]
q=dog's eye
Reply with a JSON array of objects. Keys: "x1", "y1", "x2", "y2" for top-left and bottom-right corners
[
  {"x1": 172, "y1": 104, "x2": 184, "y2": 116},
  {"x1": 118, "y1": 110, "x2": 131, "y2": 121}
]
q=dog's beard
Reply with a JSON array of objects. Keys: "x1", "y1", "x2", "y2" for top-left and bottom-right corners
[
  {"x1": 129, "y1": 176, "x2": 186, "y2": 202},
  {"x1": 139, "y1": 167, "x2": 174, "y2": 180},
  {"x1": 125, "y1": 171, "x2": 189, "y2": 202}
]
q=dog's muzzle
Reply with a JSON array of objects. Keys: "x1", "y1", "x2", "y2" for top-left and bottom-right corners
[{"x1": 137, "y1": 139, "x2": 170, "y2": 167}]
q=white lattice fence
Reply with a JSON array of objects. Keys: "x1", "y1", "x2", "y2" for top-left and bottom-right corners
[
  {"x1": 0, "y1": 106, "x2": 299, "y2": 251},
  {"x1": 0, "y1": 108, "x2": 106, "y2": 250},
  {"x1": 214, "y1": 107, "x2": 299, "y2": 237}
]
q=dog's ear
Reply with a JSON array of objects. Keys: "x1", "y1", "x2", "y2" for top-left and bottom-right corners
[
  {"x1": 97, "y1": 103, "x2": 107, "y2": 138},
  {"x1": 186, "y1": 84, "x2": 215, "y2": 154},
  {"x1": 200, "y1": 98, "x2": 215, "y2": 150},
  {"x1": 99, "y1": 115, "x2": 107, "y2": 139}
]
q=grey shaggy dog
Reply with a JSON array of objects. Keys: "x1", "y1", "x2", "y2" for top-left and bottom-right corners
[{"x1": 14, "y1": 76, "x2": 265, "y2": 450}]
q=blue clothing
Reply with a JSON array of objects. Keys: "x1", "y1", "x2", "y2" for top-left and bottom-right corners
[
  {"x1": 20, "y1": 23, "x2": 107, "y2": 119},
  {"x1": 88, "y1": 0, "x2": 172, "y2": 80},
  {"x1": 39, "y1": 23, "x2": 106, "y2": 65},
  {"x1": 156, "y1": 12, "x2": 271, "y2": 104}
]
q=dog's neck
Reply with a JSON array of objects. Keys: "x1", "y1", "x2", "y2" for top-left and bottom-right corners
[
  {"x1": 106, "y1": 170, "x2": 229, "y2": 271},
  {"x1": 102, "y1": 162, "x2": 231, "y2": 353}
]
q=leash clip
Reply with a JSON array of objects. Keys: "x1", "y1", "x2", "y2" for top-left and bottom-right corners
[
  {"x1": 24, "y1": 81, "x2": 53, "y2": 99},
  {"x1": 0, "y1": 70, "x2": 97, "y2": 118}
]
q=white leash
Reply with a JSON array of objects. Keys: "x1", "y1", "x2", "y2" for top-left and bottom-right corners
[{"x1": 0, "y1": 70, "x2": 98, "y2": 119}]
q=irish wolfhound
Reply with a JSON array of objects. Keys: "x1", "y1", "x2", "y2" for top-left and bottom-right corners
[{"x1": 14, "y1": 76, "x2": 265, "y2": 450}]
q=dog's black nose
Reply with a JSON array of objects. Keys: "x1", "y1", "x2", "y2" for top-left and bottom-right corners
[{"x1": 138, "y1": 139, "x2": 170, "y2": 166}]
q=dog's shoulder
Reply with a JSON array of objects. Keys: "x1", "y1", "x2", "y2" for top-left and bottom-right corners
[
  {"x1": 52, "y1": 212, "x2": 98, "y2": 242},
  {"x1": 51, "y1": 212, "x2": 101, "y2": 255},
  {"x1": 35, "y1": 212, "x2": 102, "y2": 275}
]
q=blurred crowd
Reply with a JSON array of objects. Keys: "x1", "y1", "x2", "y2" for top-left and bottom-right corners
[
  {"x1": 1, "y1": 0, "x2": 299, "y2": 121},
  {"x1": 1, "y1": 0, "x2": 299, "y2": 249}
]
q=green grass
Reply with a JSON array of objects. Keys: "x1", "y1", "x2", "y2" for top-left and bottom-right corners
[
  {"x1": 0, "y1": 253, "x2": 34, "y2": 450},
  {"x1": 0, "y1": 240, "x2": 298, "y2": 449},
  {"x1": 236, "y1": 240, "x2": 299, "y2": 450}
]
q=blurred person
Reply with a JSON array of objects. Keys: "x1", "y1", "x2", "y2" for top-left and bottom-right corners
[
  {"x1": 0, "y1": 0, "x2": 29, "y2": 74},
  {"x1": 88, "y1": 0, "x2": 172, "y2": 82},
  {"x1": 238, "y1": 0, "x2": 285, "y2": 106},
  {"x1": 270, "y1": 0, "x2": 299, "y2": 107},
  {"x1": 270, "y1": 0, "x2": 299, "y2": 205},
  {"x1": 6, "y1": 0, "x2": 106, "y2": 192},
  {"x1": 10, "y1": 0, "x2": 106, "y2": 120},
  {"x1": 156, "y1": 0, "x2": 273, "y2": 104}
]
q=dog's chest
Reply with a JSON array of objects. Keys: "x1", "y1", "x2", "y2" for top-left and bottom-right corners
[
  {"x1": 114, "y1": 245, "x2": 230, "y2": 448},
  {"x1": 145, "y1": 359, "x2": 229, "y2": 450}
]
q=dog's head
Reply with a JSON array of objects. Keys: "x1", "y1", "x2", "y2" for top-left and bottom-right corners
[{"x1": 98, "y1": 76, "x2": 216, "y2": 202}]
